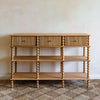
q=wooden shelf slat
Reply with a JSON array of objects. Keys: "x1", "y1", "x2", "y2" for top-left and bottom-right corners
[
  {"x1": 12, "y1": 46, "x2": 36, "y2": 47},
  {"x1": 11, "y1": 72, "x2": 87, "y2": 80},
  {"x1": 11, "y1": 72, "x2": 36, "y2": 80},
  {"x1": 39, "y1": 56, "x2": 62, "y2": 61},
  {"x1": 12, "y1": 56, "x2": 37, "y2": 62},
  {"x1": 12, "y1": 56, "x2": 88, "y2": 62},
  {"x1": 64, "y1": 72, "x2": 87, "y2": 80},
  {"x1": 64, "y1": 56, "x2": 87, "y2": 61}
]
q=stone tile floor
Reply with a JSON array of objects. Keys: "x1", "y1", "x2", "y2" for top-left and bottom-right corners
[{"x1": 0, "y1": 80, "x2": 100, "y2": 100}]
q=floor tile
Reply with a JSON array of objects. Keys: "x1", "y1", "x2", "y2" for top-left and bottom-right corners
[
  {"x1": 14, "y1": 95, "x2": 32, "y2": 100},
  {"x1": 53, "y1": 94, "x2": 72, "y2": 100},
  {"x1": 73, "y1": 95, "x2": 90, "y2": 100},
  {"x1": 0, "y1": 80, "x2": 100, "y2": 100},
  {"x1": 35, "y1": 94, "x2": 52, "y2": 100},
  {"x1": 46, "y1": 91, "x2": 60, "y2": 98}
]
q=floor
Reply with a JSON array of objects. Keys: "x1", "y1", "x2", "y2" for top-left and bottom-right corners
[{"x1": 0, "y1": 80, "x2": 100, "y2": 100}]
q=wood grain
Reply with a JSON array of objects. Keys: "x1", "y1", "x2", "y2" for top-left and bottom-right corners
[
  {"x1": 12, "y1": 56, "x2": 88, "y2": 62},
  {"x1": 13, "y1": 36, "x2": 36, "y2": 46},
  {"x1": 11, "y1": 72, "x2": 87, "y2": 80},
  {"x1": 10, "y1": 33, "x2": 90, "y2": 88},
  {"x1": 11, "y1": 33, "x2": 90, "y2": 36},
  {"x1": 65, "y1": 36, "x2": 88, "y2": 46},
  {"x1": 39, "y1": 36, "x2": 61, "y2": 47}
]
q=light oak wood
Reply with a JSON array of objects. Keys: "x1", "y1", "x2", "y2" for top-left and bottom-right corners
[
  {"x1": 13, "y1": 36, "x2": 36, "y2": 46},
  {"x1": 15, "y1": 47, "x2": 17, "y2": 73},
  {"x1": 10, "y1": 33, "x2": 90, "y2": 88},
  {"x1": 40, "y1": 36, "x2": 61, "y2": 47},
  {"x1": 61, "y1": 36, "x2": 64, "y2": 88},
  {"x1": 12, "y1": 56, "x2": 37, "y2": 62},
  {"x1": 11, "y1": 36, "x2": 14, "y2": 88},
  {"x1": 11, "y1": 33, "x2": 90, "y2": 36},
  {"x1": 11, "y1": 72, "x2": 87, "y2": 80},
  {"x1": 87, "y1": 36, "x2": 90, "y2": 88},
  {"x1": 12, "y1": 56, "x2": 88, "y2": 62},
  {"x1": 11, "y1": 62, "x2": 13, "y2": 88},
  {"x1": 36, "y1": 36, "x2": 40, "y2": 88},
  {"x1": 11, "y1": 72, "x2": 36, "y2": 80},
  {"x1": 83, "y1": 47, "x2": 85, "y2": 73},
  {"x1": 65, "y1": 36, "x2": 88, "y2": 46},
  {"x1": 64, "y1": 56, "x2": 88, "y2": 61}
]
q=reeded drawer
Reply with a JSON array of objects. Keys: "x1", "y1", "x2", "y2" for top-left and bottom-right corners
[
  {"x1": 65, "y1": 36, "x2": 88, "y2": 46},
  {"x1": 39, "y1": 36, "x2": 61, "y2": 47},
  {"x1": 13, "y1": 36, "x2": 36, "y2": 46}
]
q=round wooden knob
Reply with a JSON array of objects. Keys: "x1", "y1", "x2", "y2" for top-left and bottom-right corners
[
  {"x1": 73, "y1": 40, "x2": 77, "y2": 42},
  {"x1": 21, "y1": 40, "x2": 25, "y2": 42},
  {"x1": 48, "y1": 40, "x2": 51, "y2": 42}
]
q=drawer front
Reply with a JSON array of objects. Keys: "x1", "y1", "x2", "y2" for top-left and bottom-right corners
[
  {"x1": 65, "y1": 36, "x2": 88, "y2": 46},
  {"x1": 39, "y1": 36, "x2": 61, "y2": 47},
  {"x1": 13, "y1": 36, "x2": 36, "y2": 46}
]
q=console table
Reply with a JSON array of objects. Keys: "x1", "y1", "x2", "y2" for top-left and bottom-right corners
[{"x1": 10, "y1": 33, "x2": 90, "y2": 88}]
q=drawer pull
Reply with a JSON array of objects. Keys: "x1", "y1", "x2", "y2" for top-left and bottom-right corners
[
  {"x1": 21, "y1": 40, "x2": 26, "y2": 43},
  {"x1": 73, "y1": 40, "x2": 77, "y2": 42},
  {"x1": 48, "y1": 40, "x2": 51, "y2": 42}
]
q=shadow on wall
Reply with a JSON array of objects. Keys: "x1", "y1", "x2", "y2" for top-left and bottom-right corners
[{"x1": 0, "y1": 35, "x2": 11, "y2": 78}]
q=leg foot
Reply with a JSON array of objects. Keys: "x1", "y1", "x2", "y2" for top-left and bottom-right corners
[
  {"x1": 11, "y1": 80, "x2": 13, "y2": 88},
  {"x1": 37, "y1": 80, "x2": 39, "y2": 88},
  {"x1": 87, "y1": 80, "x2": 89, "y2": 88},
  {"x1": 62, "y1": 80, "x2": 64, "y2": 88}
]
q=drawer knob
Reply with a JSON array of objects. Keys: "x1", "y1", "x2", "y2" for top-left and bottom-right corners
[
  {"x1": 73, "y1": 40, "x2": 77, "y2": 42},
  {"x1": 21, "y1": 40, "x2": 26, "y2": 43},
  {"x1": 48, "y1": 40, "x2": 51, "y2": 42}
]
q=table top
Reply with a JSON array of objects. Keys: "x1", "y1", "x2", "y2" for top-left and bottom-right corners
[{"x1": 11, "y1": 33, "x2": 90, "y2": 36}]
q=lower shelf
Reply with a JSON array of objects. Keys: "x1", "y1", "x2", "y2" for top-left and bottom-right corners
[{"x1": 11, "y1": 72, "x2": 87, "y2": 80}]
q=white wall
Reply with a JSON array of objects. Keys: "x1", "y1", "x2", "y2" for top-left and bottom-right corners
[{"x1": 0, "y1": 0, "x2": 99, "y2": 79}]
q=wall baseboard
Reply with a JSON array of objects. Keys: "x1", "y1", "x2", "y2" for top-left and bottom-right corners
[
  {"x1": 89, "y1": 74, "x2": 100, "y2": 79},
  {"x1": 0, "y1": 75, "x2": 10, "y2": 80},
  {"x1": 0, "y1": 74, "x2": 100, "y2": 80}
]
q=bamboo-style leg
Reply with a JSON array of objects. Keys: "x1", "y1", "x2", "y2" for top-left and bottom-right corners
[
  {"x1": 11, "y1": 62, "x2": 13, "y2": 88},
  {"x1": 62, "y1": 80, "x2": 64, "y2": 88},
  {"x1": 39, "y1": 62, "x2": 40, "y2": 72},
  {"x1": 36, "y1": 36, "x2": 40, "y2": 88},
  {"x1": 31, "y1": 48, "x2": 34, "y2": 72},
  {"x1": 61, "y1": 36, "x2": 64, "y2": 88},
  {"x1": 61, "y1": 61, "x2": 64, "y2": 88},
  {"x1": 36, "y1": 62, "x2": 39, "y2": 88},
  {"x1": 87, "y1": 59, "x2": 89, "y2": 88},
  {"x1": 83, "y1": 62, "x2": 85, "y2": 73},
  {"x1": 87, "y1": 80, "x2": 89, "y2": 88},
  {"x1": 11, "y1": 36, "x2": 14, "y2": 88},
  {"x1": 37, "y1": 62, "x2": 40, "y2": 88},
  {"x1": 11, "y1": 80, "x2": 13, "y2": 88},
  {"x1": 37, "y1": 80, "x2": 39, "y2": 88},
  {"x1": 61, "y1": 36, "x2": 65, "y2": 88},
  {"x1": 83, "y1": 47, "x2": 85, "y2": 73},
  {"x1": 83, "y1": 47, "x2": 85, "y2": 82},
  {"x1": 87, "y1": 36, "x2": 90, "y2": 88},
  {"x1": 15, "y1": 62, "x2": 17, "y2": 73},
  {"x1": 15, "y1": 47, "x2": 17, "y2": 73}
]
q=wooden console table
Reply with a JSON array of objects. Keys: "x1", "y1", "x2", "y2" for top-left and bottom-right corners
[{"x1": 10, "y1": 33, "x2": 90, "y2": 88}]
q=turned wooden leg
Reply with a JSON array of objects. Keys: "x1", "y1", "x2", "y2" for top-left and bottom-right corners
[
  {"x1": 87, "y1": 38, "x2": 90, "y2": 88},
  {"x1": 15, "y1": 62, "x2": 17, "y2": 73},
  {"x1": 36, "y1": 62, "x2": 39, "y2": 88},
  {"x1": 61, "y1": 61, "x2": 64, "y2": 88},
  {"x1": 62, "y1": 80, "x2": 64, "y2": 88},
  {"x1": 87, "y1": 60, "x2": 89, "y2": 88},
  {"x1": 11, "y1": 61, "x2": 14, "y2": 88},
  {"x1": 37, "y1": 80, "x2": 39, "y2": 88},
  {"x1": 11, "y1": 80, "x2": 13, "y2": 88},
  {"x1": 87, "y1": 80, "x2": 89, "y2": 88}
]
